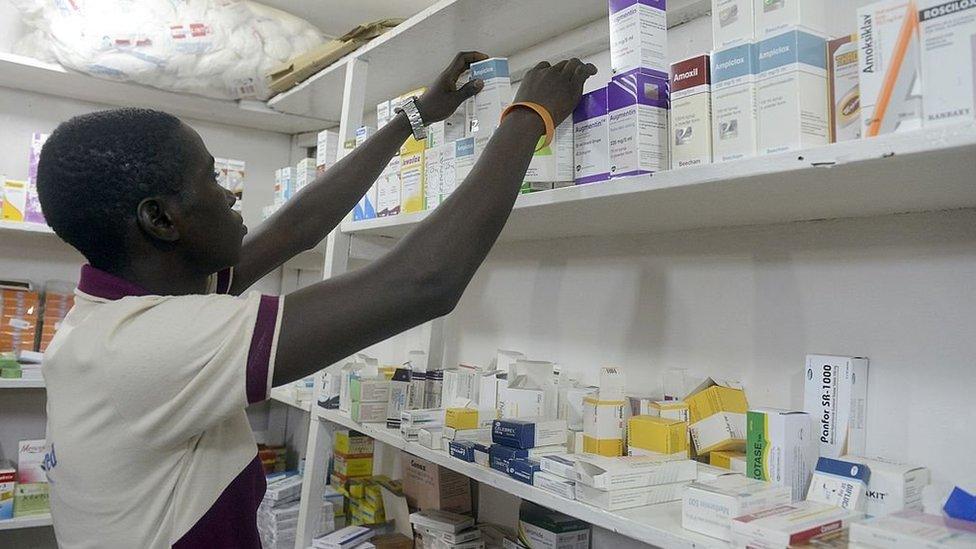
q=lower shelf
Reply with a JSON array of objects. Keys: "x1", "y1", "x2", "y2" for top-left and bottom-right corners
[
  {"x1": 314, "y1": 407, "x2": 727, "y2": 549},
  {"x1": 0, "y1": 514, "x2": 53, "y2": 531}
]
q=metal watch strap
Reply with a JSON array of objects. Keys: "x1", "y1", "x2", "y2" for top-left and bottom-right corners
[{"x1": 398, "y1": 96, "x2": 427, "y2": 141}]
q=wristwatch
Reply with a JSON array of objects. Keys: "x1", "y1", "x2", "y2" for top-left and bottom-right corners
[{"x1": 396, "y1": 96, "x2": 428, "y2": 141}]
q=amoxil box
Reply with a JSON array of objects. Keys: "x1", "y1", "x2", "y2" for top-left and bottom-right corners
[
  {"x1": 670, "y1": 55, "x2": 713, "y2": 168},
  {"x1": 492, "y1": 419, "x2": 568, "y2": 450}
]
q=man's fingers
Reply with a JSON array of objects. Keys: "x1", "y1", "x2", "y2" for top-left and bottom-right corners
[
  {"x1": 562, "y1": 58, "x2": 583, "y2": 76},
  {"x1": 552, "y1": 60, "x2": 570, "y2": 73},
  {"x1": 572, "y1": 63, "x2": 598, "y2": 86},
  {"x1": 533, "y1": 61, "x2": 552, "y2": 71},
  {"x1": 448, "y1": 51, "x2": 489, "y2": 78},
  {"x1": 457, "y1": 79, "x2": 484, "y2": 99}
]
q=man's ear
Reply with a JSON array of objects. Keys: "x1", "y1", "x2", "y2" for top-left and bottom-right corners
[{"x1": 136, "y1": 197, "x2": 180, "y2": 242}]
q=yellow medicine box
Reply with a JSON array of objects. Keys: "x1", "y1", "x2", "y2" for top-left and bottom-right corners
[
  {"x1": 710, "y1": 450, "x2": 746, "y2": 470},
  {"x1": 445, "y1": 408, "x2": 496, "y2": 430},
  {"x1": 651, "y1": 400, "x2": 690, "y2": 422},
  {"x1": 685, "y1": 379, "x2": 748, "y2": 423},
  {"x1": 334, "y1": 452, "x2": 374, "y2": 478},
  {"x1": 628, "y1": 415, "x2": 688, "y2": 455},
  {"x1": 335, "y1": 430, "x2": 374, "y2": 455}
]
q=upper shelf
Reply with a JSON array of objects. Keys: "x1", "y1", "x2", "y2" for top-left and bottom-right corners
[
  {"x1": 268, "y1": 0, "x2": 711, "y2": 120},
  {"x1": 0, "y1": 220, "x2": 55, "y2": 236},
  {"x1": 0, "y1": 53, "x2": 332, "y2": 133},
  {"x1": 314, "y1": 407, "x2": 726, "y2": 549},
  {"x1": 340, "y1": 123, "x2": 976, "y2": 242}
]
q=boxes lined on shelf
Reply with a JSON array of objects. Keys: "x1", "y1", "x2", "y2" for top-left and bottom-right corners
[{"x1": 670, "y1": 55, "x2": 712, "y2": 168}]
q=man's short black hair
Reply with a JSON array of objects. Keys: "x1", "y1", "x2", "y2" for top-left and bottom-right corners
[{"x1": 37, "y1": 108, "x2": 190, "y2": 270}]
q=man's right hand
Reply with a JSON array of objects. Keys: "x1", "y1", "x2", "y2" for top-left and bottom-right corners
[{"x1": 514, "y1": 58, "x2": 598, "y2": 125}]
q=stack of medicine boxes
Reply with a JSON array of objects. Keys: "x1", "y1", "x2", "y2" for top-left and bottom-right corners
[
  {"x1": 486, "y1": 416, "x2": 568, "y2": 486},
  {"x1": 582, "y1": 367, "x2": 627, "y2": 456},
  {"x1": 442, "y1": 407, "x2": 494, "y2": 462},
  {"x1": 329, "y1": 430, "x2": 370, "y2": 528}
]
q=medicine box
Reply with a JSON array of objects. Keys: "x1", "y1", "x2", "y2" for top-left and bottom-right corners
[
  {"x1": 803, "y1": 354, "x2": 869, "y2": 458},
  {"x1": 401, "y1": 454, "x2": 472, "y2": 514},
  {"x1": 920, "y1": 0, "x2": 976, "y2": 127},
  {"x1": 376, "y1": 157, "x2": 401, "y2": 217},
  {"x1": 418, "y1": 428, "x2": 442, "y2": 450},
  {"x1": 449, "y1": 440, "x2": 477, "y2": 462},
  {"x1": 445, "y1": 408, "x2": 496, "y2": 430},
  {"x1": 453, "y1": 136, "x2": 477, "y2": 184},
  {"x1": 850, "y1": 510, "x2": 976, "y2": 547},
  {"x1": 806, "y1": 456, "x2": 870, "y2": 511},
  {"x1": 351, "y1": 401, "x2": 388, "y2": 423},
  {"x1": 489, "y1": 444, "x2": 566, "y2": 474},
  {"x1": 498, "y1": 385, "x2": 546, "y2": 419},
  {"x1": 376, "y1": 100, "x2": 391, "y2": 130},
  {"x1": 409, "y1": 509, "x2": 475, "y2": 533},
  {"x1": 508, "y1": 458, "x2": 541, "y2": 485},
  {"x1": 757, "y1": 29, "x2": 828, "y2": 154},
  {"x1": 400, "y1": 408, "x2": 446, "y2": 429},
  {"x1": 652, "y1": 400, "x2": 690, "y2": 421},
  {"x1": 670, "y1": 55, "x2": 713, "y2": 168},
  {"x1": 828, "y1": 35, "x2": 861, "y2": 143},
  {"x1": 316, "y1": 129, "x2": 340, "y2": 173},
  {"x1": 608, "y1": 0, "x2": 669, "y2": 77},
  {"x1": 427, "y1": 111, "x2": 467, "y2": 149},
  {"x1": 539, "y1": 454, "x2": 578, "y2": 480},
  {"x1": 709, "y1": 450, "x2": 745, "y2": 470},
  {"x1": 399, "y1": 151, "x2": 425, "y2": 213},
  {"x1": 686, "y1": 378, "x2": 748, "y2": 424},
  {"x1": 754, "y1": 0, "x2": 827, "y2": 37},
  {"x1": 841, "y1": 455, "x2": 930, "y2": 517},
  {"x1": 574, "y1": 454, "x2": 698, "y2": 490},
  {"x1": 470, "y1": 58, "x2": 511, "y2": 136},
  {"x1": 355, "y1": 126, "x2": 375, "y2": 148},
  {"x1": 746, "y1": 408, "x2": 818, "y2": 502},
  {"x1": 534, "y1": 471, "x2": 576, "y2": 500},
  {"x1": 682, "y1": 475, "x2": 793, "y2": 541},
  {"x1": 731, "y1": 501, "x2": 860, "y2": 548},
  {"x1": 689, "y1": 411, "x2": 747, "y2": 455},
  {"x1": 608, "y1": 69, "x2": 670, "y2": 178},
  {"x1": 26, "y1": 132, "x2": 48, "y2": 223},
  {"x1": 14, "y1": 483, "x2": 48, "y2": 517},
  {"x1": 423, "y1": 144, "x2": 443, "y2": 211},
  {"x1": 0, "y1": 464, "x2": 14, "y2": 520},
  {"x1": 573, "y1": 87, "x2": 611, "y2": 185},
  {"x1": 492, "y1": 419, "x2": 568, "y2": 449},
  {"x1": 628, "y1": 415, "x2": 688, "y2": 455},
  {"x1": 582, "y1": 396, "x2": 626, "y2": 456},
  {"x1": 439, "y1": 141, "x2": 458, "y2": 202},
  {"x1": 526, "y1": 119, "x2": 574, "y2": 185},
  {"x1": 350, "y1": 378, "x2": 390, "y2": 403},
  {"x1": 442, "y1": 427, "x2": 491, "y2": 444},
  {"x1": 576, "y1": 481, "x2": 689, "y2": 511},
  {"x1": 858, "y1": 1, "x2": 924, "y2": 137},
  {"x1": 473, "y1": 443, "x2": 490, "y2": 467},
  {"x1": 519, "y1": 505, "x2": 591, "y2": 549},
  {"x1": 334, "y1": 452, "x2": 373, "y2": 478},
  {"x1": 17, "y1": 440, "x2": 46, "y2": 484},
  {"x1": 335, "y1": 430, "x2": 374, "y2": 455},
  {"x1": 696, "y1": 463, "x2": 741, "y2": 483},
  {"x1": 713, "y1": 0, "x2": 756, "y2": 48},
  {"x1": 1, "y1": 179, "x2": 27, "y2": 222},
  {"x1": 711, "y1": 43, "x2": 760, "y2": 162}
]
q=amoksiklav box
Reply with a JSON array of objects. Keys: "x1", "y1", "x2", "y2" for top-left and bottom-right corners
[
  {"x1": 713, "y1": 0, "x2": 756, "y2": 48},
  {"x1": 858, "y1": 1, "x2": 924, "y2": 137},
  {"x1": 711, "y1": 42, "x2": 760, "y2": 162},
  {"x1": 754, "y1": 0, "x2": 827, "y2": 37},
  {"x1": 803, "y1": 354, "x2": 869, "y2": 458},
  {"x1": 746, "y1": 408, "x2": 818, "y2": 502},
  {"x1": 670, "y1": 55, "x2": 713, "y2": 168},
  {"x1": 682, "y1": 475, "x2": 793, "y2": 541},
  {"x1": 573, "y1": 88, "x2": 611, "y2": 185},
  {"x1": 492, "y1": 419, "x2": 568, "y2": 449},
  {"x1": 757, "y1": 29, "x2": 828, "y2": 154},
  {"x1": 919, "y1": 0, "x2": 976, "y2": 127},
  {"x1": 609, "y1": 0, "x2": 669, "y2": 77},
  {"x1": 608, "y1": 69, "x2": 670, "y2": 178}
]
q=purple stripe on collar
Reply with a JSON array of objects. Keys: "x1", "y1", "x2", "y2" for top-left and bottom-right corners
[
  {"x1": 173, "y1": 455, "x2": 265, "y2": 548},
  {"x1": 246, "y1": 295, "x2": 280, "y2": 404},
  {"x1": 215, "y1": 268, "x2": 233, "y2": 295},
  {"x1": 77, "y1": 264, "x2": 151, "y2": 300}
]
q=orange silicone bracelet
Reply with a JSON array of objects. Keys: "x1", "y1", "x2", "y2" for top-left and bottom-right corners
[{"x1": 501, "y1": 102, "x2": 555, "y2": 152}]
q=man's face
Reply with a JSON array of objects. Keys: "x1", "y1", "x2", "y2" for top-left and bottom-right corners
[{"x1": 175, "y1": 123, "x2": 246, "y2": 272}]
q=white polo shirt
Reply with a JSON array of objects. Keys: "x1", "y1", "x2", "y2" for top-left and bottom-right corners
[{"x1": 42, "y1": 265, "x2": 283, "y2": 548}]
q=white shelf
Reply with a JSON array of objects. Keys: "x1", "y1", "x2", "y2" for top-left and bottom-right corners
[
  {"x1": 270, "y1": 386, "x2": 312, "y2": 412},
  {"x1": 269, "y1": 0, "x2": 711, "y2": 120},
  {"x1": 0, "y1": 220, "x2": 55, "y2": 236},
  {"x1": 0, "y1": 53, "x2": 331, "y2": 133},
  {"x1": 340, "y1": 124, "x2": 976, "y2": 241},
  {"x1": 0, "y1": 378, "x2": 45, "y2": 389},
  {"x1": 0, "y1": 514, "x2": 53, "y2": 531},
  {"x1": 313, "y1": 407, "x2": 727, "y2": 549}
]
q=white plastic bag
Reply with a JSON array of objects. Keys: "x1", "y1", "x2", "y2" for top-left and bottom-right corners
[{"x1": 10, "y1": 0, "x2": 324, "y2": 100}]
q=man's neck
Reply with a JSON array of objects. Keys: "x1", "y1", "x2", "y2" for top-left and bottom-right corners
[{"x1": 113, "y1": 257, "x2": 210, "y2": 296}]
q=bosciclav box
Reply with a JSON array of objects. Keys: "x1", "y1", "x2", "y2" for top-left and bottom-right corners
[
  {"x1": 608, "y1": 69, "x2": 670, "y2": 178},
  {"x1": 492, "y1": 419, "x2": 568, "y2": 449},
  {"x1": 919, "y1": 0, "x2": 976, "y2": 127},
  {"x1": 670, "y1": 55, "x2": 713, "y2": 168}
]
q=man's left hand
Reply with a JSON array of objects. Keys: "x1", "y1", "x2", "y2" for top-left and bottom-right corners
[{"x1": 416, "y1": 51, "x2": 489, "y2": 124}]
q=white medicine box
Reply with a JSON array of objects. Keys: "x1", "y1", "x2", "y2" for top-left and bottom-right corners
[
  {"x1": 711, "y1": 43, "x2": 759, "y2": 162},
  {"x1": 754, "y1": 0, "x2": 826, "y2": 37},
  {"x1": 713, "y1": 0, "x2": 756, "y2": 48}
]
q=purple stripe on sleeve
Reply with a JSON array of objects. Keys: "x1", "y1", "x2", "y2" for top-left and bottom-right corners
[
  {"x1": 246, "y1": 295, "x2": 280, "y2": 404},
  {"x1": 215, "y1": 268, "x2": 233, "y2": 295},
  {"x1": 173, "y1": 456, "x2": 266, "y2": 548}
]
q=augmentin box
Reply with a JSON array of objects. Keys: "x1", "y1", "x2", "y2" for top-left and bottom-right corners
[
  {"x1": 609, "y1": 0, "x2": 669, "y2": 77},
  {"x1": 573, "y1": 88, "x2": 611, "y2": 185},
  {"x1": 609, "y1": 69, "x2": 670, "y2": 178}
]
